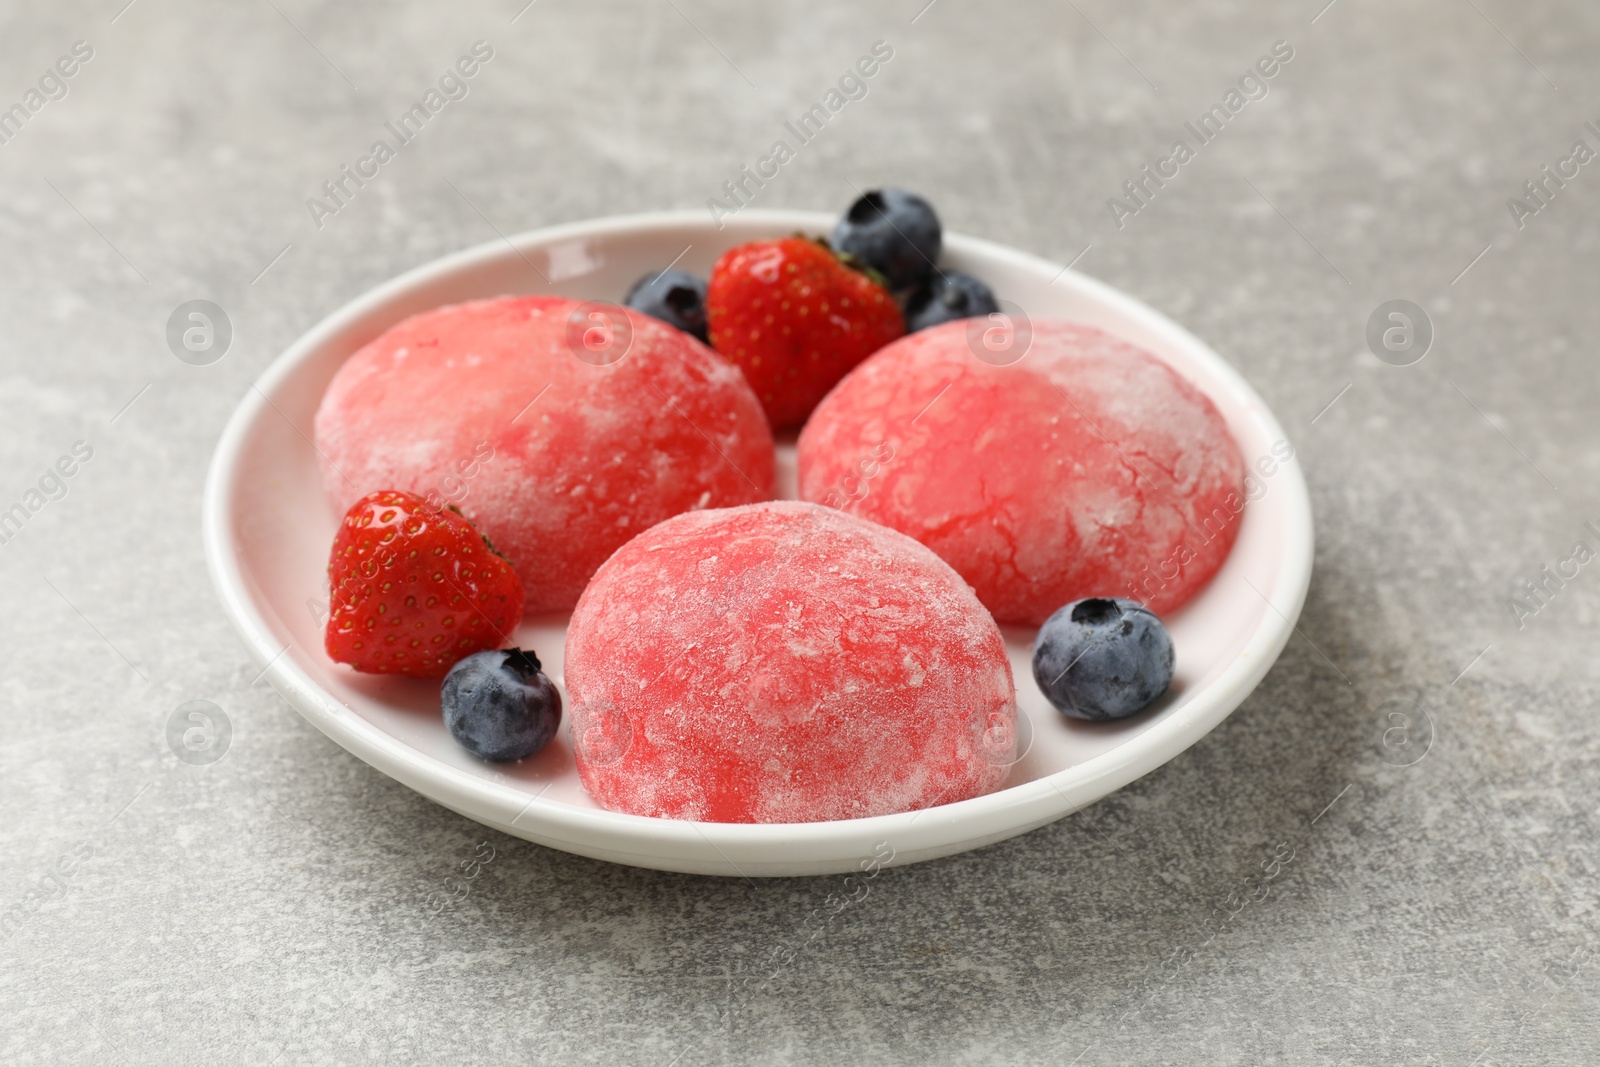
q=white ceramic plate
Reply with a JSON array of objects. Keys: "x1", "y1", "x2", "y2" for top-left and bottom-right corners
[{"x1": 203, "y1": 209, "x2": 1313, "y2": 877}]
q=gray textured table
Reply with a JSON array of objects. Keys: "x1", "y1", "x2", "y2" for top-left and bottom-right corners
[{"x1": 3, "y1": 1, "x2": 1596, "y2": 1063}]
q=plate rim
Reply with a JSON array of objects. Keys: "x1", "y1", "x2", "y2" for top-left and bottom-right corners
[{"x1": 201, "y1": 208, "x2": 1314, "y2": 873}]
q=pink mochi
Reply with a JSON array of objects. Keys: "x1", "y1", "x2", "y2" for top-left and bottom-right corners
[
  {"x1": 564, "y1": 501, "x2": 1018, "y2": 823},
  {"x1": 314, "y1": 295, "x2": 776, "y2": 614},
  {"x1": 797, "y1": 320, "x2": 1245, "y2": 625}
]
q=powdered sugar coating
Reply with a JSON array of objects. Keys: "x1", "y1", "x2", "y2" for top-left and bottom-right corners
[
  {"x1": 565, "y1": 501, "x2": 1017, "y2": 823},
  {"x1": 797, "y1": 319, "x2": 1245, "y2": 625},
  {"x1": 314, "y1": 295, "x2": 776, "y2": 613}
]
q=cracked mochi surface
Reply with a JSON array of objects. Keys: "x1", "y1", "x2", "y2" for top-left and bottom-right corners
[
  {"x1": 797, "y1": 320, "x2": 1245, "y2": 625},
  {"x1": 564, "y1": 501, "x2": 1017, "y2": 823},
  {"x1": 315, "y1": 295, "x2": 776, "y2": 613}
]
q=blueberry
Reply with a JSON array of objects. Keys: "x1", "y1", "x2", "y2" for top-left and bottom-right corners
[
  {"x1": 441, "y1": 648, "x2": 562, "y2": 761},
  {"x1": 831, "y1": 188, "x2": 942, "y2": 290},
  {"x1": 623, "y1": 268, "x2": 709, "y2": 342},
  {"x1": 1031, "y1": 598, "x2": 1174, "y2": 722},
  {"x1": 904, "y1": 270, "x2": 999, "y2": 331}
]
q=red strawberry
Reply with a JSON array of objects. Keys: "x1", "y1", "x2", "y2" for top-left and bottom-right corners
[
  {"x1": 325, "y1": 489, "x2": 524, "y2": 679},
  {"x1": 707, "y1": 236, "x2": 904, "y2": 430}
]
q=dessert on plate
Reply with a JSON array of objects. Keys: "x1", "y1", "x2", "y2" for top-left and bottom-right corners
[
  {"x1": 797, "y1": 319, "x2": 1245, "y2": 625},
  {"x1": 563, "y1": 500, "x2": 1018, "y2": 823},
  {"x1": 314, "y1": 294, "x2": 776, "y2": 614}
]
